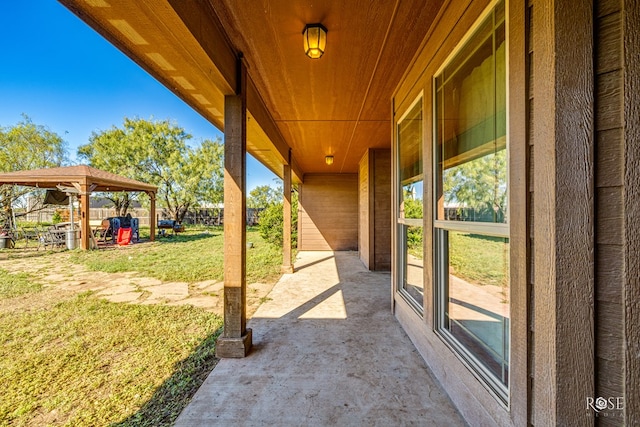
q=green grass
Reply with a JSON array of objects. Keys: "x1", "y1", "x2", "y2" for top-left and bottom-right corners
[
  {"x1": 448, "y1": 232, "x2": 509, "y2": 287},
  {"x1": 0, "y1": 268, "x2": 41, "y2": 298},
  {"x1": 406, "y1": 231, "x2": 509, "y2": 287},
  {"x1": 0, "y1": 292, "x2": 222, "y2": 427},
  {"x1": 0, "y1": 225, "x2": 284, "y2": 426},
  {"x1": 69, "y1": 226, "x2": 283, "y2": 284}
]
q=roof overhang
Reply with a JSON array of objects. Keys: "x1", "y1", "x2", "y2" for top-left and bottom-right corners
[
  {"x1": 58, "y1": 0, "x2": 444, "y2": 181},
  {"x1": 0, "y1": 165, "x2": 158, "y2": 193}
]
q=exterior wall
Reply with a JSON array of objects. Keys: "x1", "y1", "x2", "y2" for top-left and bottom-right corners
[
  {"x1": 595, "y1": 1, "x2": 625, "y2": 424},
  {"x1": 391, "y1": 0, "x2": 640, "y2": 425},
  {"x1": 622, "y1": 1, "x2": 640, "y2": 422},
  {"x1": 392, "y1": 1, "x2": 523, "y2": 425},
  {"x1": 531, "y1": 0, "x2": 596, "y2": 423},
  {"x1": 372, "y1": 150, "x2": 392, "y2": 270},
  {"x1": 526, "y1": 2, "x2": 535, "y2": 424},
  {"x1": 358, "y1": 149, "x2": 391, "y2": 271},
  {"x1": 298, "y1": 173, "x2": 358, "y2": 251},
  {"x1": 595, "y1": 0, "x2": 640, "y2": 424}
]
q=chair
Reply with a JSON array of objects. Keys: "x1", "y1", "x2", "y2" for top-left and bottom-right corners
[
  {"x1": 21, "y1": 227, "x2": 42, "y2": 250},
  {"x1": 116, "y1": 227, "x2": 132, "y2": 246},
  {"x1": 93, "y1": 219, "x2": 112, "y2": 243},
  {"x1": 42, "y1": 227, "x2": 66, "y2": 250}
]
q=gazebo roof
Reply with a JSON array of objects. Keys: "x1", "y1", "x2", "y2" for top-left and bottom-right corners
[{"x1": 0, "y1": 165, "x2": 157, "y2": 193}]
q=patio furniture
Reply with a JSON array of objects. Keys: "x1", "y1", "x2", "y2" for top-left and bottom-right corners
[
  {"x1": 21, "y1": 227, "x2": 42, "y2": 250},
  {"x1": 0, "y1": 224, "x2": 18, "y2": 249},
  {"x1": 0, "y1": 231, "x2": 14, "y2": 249},
  {"x1": 93, "y1": 219, "x2": 112, "y2": 243},
  {"x1": 43, "y1": 228, "x2": 66, "y2": 250},
  {"x1": 116, "y1": 227, "x2": 132, "y2": 246},
  {"x1": 158, "y1": 219, "x2": 183, "y2": 237}
]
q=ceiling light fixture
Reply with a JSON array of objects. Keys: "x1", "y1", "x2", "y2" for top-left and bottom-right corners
[
  {"x1": 325, "y1": 155, "x2": 334, "y2": 165},
  {"x1": 303, "y1": 23, "x2": 327, "y2": 59}
]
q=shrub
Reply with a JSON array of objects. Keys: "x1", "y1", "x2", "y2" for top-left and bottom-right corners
[
  {"x1": 52, "y1": 210, "x2": 62, "y2": 224},
  {"x1": 258, "y1": 194, "x2": 298, "y2": 248}
]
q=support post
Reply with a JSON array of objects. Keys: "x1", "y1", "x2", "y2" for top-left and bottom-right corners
[
  {"x1": 80, "y1": 183, "x2": 91, "y2": 250},
  {"x1": 216, "y1": 57, "x2": 252, "y2": 358},
  {"x1": 532, "y1": 0, "x2": 594, "y2": 424},
  {"x1": 148, "y1": 192, "x2": 156, "y2": 242},
  {"x1": 281, "y1": 152, "x2": 294, "y2": 273}
]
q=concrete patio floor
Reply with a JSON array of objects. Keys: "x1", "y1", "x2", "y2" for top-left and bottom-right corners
[{"x1": 175, "y1": 251, "x2": 465, "y2": 426}]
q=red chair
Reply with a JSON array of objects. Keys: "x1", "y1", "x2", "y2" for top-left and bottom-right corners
[{"x1": 117, "y1": 227, "x2": 132, "y2": 246}]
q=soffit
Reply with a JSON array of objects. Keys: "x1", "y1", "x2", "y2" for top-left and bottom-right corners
[
  {"x1": 210, "y1": 0, "x2": 444, "y2": 173},
  {"x1": 59, "y1": 0, "x2": 289, "y2": 180},
  {"x1": 59, "y1": 0, "x2": 444, "y2": 177}
]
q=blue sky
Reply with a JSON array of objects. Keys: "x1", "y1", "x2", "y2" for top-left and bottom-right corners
[{"x1": 0, "y1": 2, "x2": 277, "y2": 191}]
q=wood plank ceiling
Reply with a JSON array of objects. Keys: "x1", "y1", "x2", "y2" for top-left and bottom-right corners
[
  {"x1": 59, "y1": 0, "x2": 444, "y2": 176},
  {"x1": 211, "y1": 0, "x2": 443, "y2": 174}
]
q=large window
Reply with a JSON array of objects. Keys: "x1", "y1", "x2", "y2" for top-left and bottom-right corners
[
  {"x1": 434, "y1": 0, "x2": 509, "y2": 401},
  {"x1": 397, "y1": 97, "x2": 424, "y2": 312}
]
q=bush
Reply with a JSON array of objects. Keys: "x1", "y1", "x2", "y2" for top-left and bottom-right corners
[
  {"x1": 51, "y1": 210, "x2": 62, "y2": 224},
  {"x1": 258, "y1": 194, "x2": 298, "y2": 248}
]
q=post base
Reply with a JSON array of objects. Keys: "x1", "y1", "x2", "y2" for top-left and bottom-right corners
[
  {"x1": 281, "y1": 265, "x2": 294, "y2": 274},
  {"x1": 216, "y1": 329, "x2": 253, "y2": 358}
]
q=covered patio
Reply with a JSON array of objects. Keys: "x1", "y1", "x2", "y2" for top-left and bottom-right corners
[
  {"x1": 55, "y1": 0, "x2": 640, "y2": 425},
  {"x1": 175, "y1": 251, "x2": 464, "y2": 425},
  {"x1": 0, "y1": 165, "x2": 158, "y2": 249}
]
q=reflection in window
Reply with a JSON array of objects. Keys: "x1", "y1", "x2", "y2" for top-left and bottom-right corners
[
  {"x1": 439, "y1": 230, "x2": 510, "y2": 385},
  {"x1": 435, "y1": 0, "x2": 506, "y2": 224},
  {"x1": 397, "y1": 98, "x2": 423, "y2": 311},
  {"x1": 401, "y1": 225, "x2": 423, "y2": 306},
  {"x1": 434, "y1": 0, "x2": 509, "y2": 400}
]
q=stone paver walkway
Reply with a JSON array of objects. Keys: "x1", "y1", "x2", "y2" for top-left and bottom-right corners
[{"x1": 0, "y1": 247, "x2": 274, "y2": 316}]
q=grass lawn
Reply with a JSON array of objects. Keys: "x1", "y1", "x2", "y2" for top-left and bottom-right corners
[
  {"x1": 0, "y1": 225, "x2": 284, "y2": 426},
  {"x1": 406, "y1": 230, "x2": 509, "y2": 287},
  {"x1": 448, "y1": 232, "x2": 509, "y2": 287},
  {"x1": 69, "y1": 226, "x2": 283, "y2": 284},
  {"x1": 0, "y1": 268, "x2": 41, "y2": 298}
]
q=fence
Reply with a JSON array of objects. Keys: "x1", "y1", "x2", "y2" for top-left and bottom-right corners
[
  {"x1": 23, "y1": 207, "x2": 263, "y2": 227},
  {"x1": 25, "y1": 207, "x2": 152, "y2": 226}
]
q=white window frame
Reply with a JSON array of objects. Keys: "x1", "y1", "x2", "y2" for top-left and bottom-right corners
[{"x1": 432, "y1": 0, "x2": 510, "y2": 405}]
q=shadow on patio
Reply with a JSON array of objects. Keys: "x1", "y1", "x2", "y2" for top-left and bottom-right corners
[{"x1": 175, "y1": 251, "x2": 464, "y2": 426}]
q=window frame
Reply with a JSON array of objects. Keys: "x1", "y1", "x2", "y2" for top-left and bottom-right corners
[
  {"x1": 395, "y1": 92, "x2": 425, "y2": 315},
  {"x1": 431, "y1": 0, "x2": 511, "y2": 405}
]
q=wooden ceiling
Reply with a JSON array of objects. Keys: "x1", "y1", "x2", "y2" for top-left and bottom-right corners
[{"x1": 59, "y1": 0, "x2": 444, "y2": 178}]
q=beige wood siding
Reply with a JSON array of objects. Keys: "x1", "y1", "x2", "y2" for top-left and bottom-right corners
[
  {"x1": 298, "y1": 174, "x2": 358, "y2": 251},
  {"x1": 359, "y1": 149, "x2": 392, "y2": 271}
]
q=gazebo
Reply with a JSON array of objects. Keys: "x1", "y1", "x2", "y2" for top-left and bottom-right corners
[{"x1": 0, "y1": 165, "x2": 157, "y2": 249}]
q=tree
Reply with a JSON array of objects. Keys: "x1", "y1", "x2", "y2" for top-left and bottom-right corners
[
  {"x1": 248, "y1": 185, "x2": 280, "y2": 209},
  {"x1": 78, "y1": 123, "x2": 138, "y2": 215},
  {"x1": 78, "y1": 117, "x2": 224, "y2": 222},
  {"x1": 0, "y1": 115, "x2": 67, "y2": 227},
  {"x1": 443, "y1": 149, "x2": 507, "y2": 222}
]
